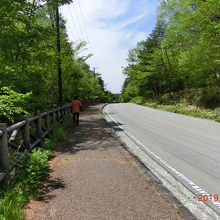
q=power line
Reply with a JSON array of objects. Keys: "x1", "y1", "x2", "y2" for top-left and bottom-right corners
[
  {"x1": 67, "y1": 5, "x2": 80, "y2": 40},
  {"x1": 67, "y1": 2, "x2": 96, "y2": 65},
  {"x1": 66, "y1": 19, "x2": 76, "y2": 42},
  {"x1": 76, "y1": 0, "x2": 95, "y2": 56},
  {"x1": 77, "y1": 0, "x2": 89, "y2": 43},
  {"x1": 73, "y1": 2, "x2": 85, "y2": 41}
]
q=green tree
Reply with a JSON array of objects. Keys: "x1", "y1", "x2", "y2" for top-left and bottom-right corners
[
  {"x1": 122, "y1": 0, "x2": 220, "y2": 108},
  {"x1": 0, "y1": 0, "x2": 110, "y2": 122}
]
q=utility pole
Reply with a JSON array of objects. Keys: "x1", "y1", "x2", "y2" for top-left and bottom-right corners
[
  {"x1": 56, "y1": 2, "x2": 63, "y2": 105},
  {"x1": 93, "y1": 67, "x2": 96, "y2": 76},
  {"x1": 93, "y1": 67, "x2": 99, "y2": 76},
  {"x1": 104, "y1": 83, "x2": 108, "y2": 91}
]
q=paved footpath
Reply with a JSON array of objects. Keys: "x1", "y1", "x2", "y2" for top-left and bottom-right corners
[{"x1": 25, "y1": 105, "x2": 195, "y2": 220}]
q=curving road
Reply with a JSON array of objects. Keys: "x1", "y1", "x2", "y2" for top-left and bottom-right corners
[{"x1": 105, "y1": 103, "x2": 220, "y2": 198}]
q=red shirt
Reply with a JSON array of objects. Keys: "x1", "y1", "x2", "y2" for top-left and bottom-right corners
[{"x1": 71, "y1": 100, "x2": 82, "y2": 113}]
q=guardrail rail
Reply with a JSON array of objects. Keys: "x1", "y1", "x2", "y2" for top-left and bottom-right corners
[{"x1": 0, "y1": 104, "x2": 71, "y2": 187}]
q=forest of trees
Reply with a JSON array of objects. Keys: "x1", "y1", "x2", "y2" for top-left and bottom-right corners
[
  {"x1": 0, "y1": 0, "x2": 113, "y2": 123},
  {"x1": 1, "y1": 0, "x2": 219, "y2": 124},
  {"x1": 122, "y1": 0, "x2": 220, "y2": 109}
]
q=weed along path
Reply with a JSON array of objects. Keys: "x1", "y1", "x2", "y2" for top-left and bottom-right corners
[{"x1": 25, "y1": 105, "x2": 194, "y2": 220}]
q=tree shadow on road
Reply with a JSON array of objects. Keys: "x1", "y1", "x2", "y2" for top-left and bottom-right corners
[
  {"x1": 37, "y1": 177, "x2": 66, "y2": 203},
  {"x1": 107, "y1": 121, "x2": 124, "y2": 132},
  {"x1": 56, "y1": 106, "x2": 125, "y2": 155}
]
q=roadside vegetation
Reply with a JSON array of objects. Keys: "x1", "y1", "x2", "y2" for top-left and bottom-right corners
[
  {"x1": 121, "y1": 0, "x2": 220, "y2": 121},
  {"x1": 0, "y1": 0, "x2": 114, "y2": 124},
  {"x1": 0, "y1": 117, "x2": 70, "y2": 220},
  {"x1": 0, "y1": 1, "x2": 118, "y2": 218},
  {"x1": 130, "y1": 95, "x2": 220, "y2": 122}
]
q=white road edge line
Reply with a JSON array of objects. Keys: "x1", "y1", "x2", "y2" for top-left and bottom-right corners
[{"x1": 104, "y1": 104, "x2": 220, "y2": 219}]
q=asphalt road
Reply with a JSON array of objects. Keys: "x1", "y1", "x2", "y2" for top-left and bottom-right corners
[{"x1": 105, "y1": 103, "x2": 220, "y2": 197}]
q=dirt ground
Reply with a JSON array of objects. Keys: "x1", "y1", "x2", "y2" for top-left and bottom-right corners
[{"x1": 25, "y1": 105, "x2": 196, "y2": 220}]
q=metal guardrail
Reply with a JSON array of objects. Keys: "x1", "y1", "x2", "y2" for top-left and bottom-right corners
[{"x1": 0, "y1": 104, "x2": 71, "y2": 187}]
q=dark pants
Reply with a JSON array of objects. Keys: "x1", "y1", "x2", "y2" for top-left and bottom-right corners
[{"x1": 73, "y1": 112, "x2": 79, "y2": 125}]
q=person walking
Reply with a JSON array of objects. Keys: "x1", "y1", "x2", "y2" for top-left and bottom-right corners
[{"x1": 71, "y1": 96, "x2": 82, "y2": 125}]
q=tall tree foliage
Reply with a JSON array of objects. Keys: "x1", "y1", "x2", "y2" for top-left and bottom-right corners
[
  {"x1": 122, "y1": 0, "x2": 220, "y2": 107},
  {"x1": 0, "y1": 0, "x2": 108, "y2": 122}
]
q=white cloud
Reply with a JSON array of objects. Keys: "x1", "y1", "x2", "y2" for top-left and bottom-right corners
[
  {"x1": 96, "y1": 1, "x2": 130, "y2": 20},
  {"x1": 116, "y1": 10, "x2": 148, "y2": 30},
  {"x1": 61, "y1": 0, "x2": 160, "y2": 93}
]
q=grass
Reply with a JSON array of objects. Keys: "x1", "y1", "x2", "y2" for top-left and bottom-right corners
[
  {"x1": 129, "y1": 88, "x2": 220, "y2": 123},
  {"x1": 143, "y1": 102, "x2": 220, "y2": 122},
  {"x1": 0, "y1": 115, "x2": 72, "y2": 220}
]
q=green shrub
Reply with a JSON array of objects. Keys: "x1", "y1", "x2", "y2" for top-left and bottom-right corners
[
  {"x1": 61, "y1": 115, "x2": 72, "y2": 129},
  {"x1": 179, "y1": 88, "x2": 203, "y2": 106},
  {"x1": 130, "y1": 96, "x2": 145, "y2": 105},
  {"x1": 22, "y1": 148, "x2": 53, "y2": 186},
  {"x1": 51, "y1": 126, "x2": 64, "y2": 143},
  {"x1": 43, "y1": 138, "x2": 56, "y2": 151},
  {"x1": 0, "y1": 116, "x2": 71, "y2": 220},
  {"x1": 0, "y1": 148, "x2": 52, "y2": 220},
  {"x1": 199, "y1": 87, "x2": 220, "y2": 109},
  {"x1": 0, "y1": 87, "x2": 31, "y2": 123},
  {"x1": 144, "y1": 102, "x2": 220, "y2": 122},
  {"x1": 157, "y1": 93, "x2": 175, "y2": 105},
  {"x1": 0, "y1": 185, "x2": 25, "y2": 220}
]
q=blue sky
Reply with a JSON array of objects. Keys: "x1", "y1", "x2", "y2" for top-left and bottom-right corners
[{"x1": 61, "y1": 0, "x2": 161, "y2": 93}]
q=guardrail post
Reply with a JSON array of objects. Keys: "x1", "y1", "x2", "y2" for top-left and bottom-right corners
[
  {"x1": 63, "y1": 107, "x2": 65, "y2": 117},
  {"x1": 22, "y1": 115, "x2": 30, "y2": 151},
  {"x1": 52, "y1": 110, "x2": 56, "y2": 125},
  {"x1": 0, "y1": 123, "x2": 9, "y2": 188},
  {"x1": 61, "y1": 107, "x2": 64, "y2": 121},
  {"x1": 37, "y1": 114, "x2": 42, "y2": 139},
  {"x1": 57, "y1": 110, "x2": 60, "y2": 122},
  {"x1": 46, "y1": 112, "x2": 50, "y2": 131}
]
